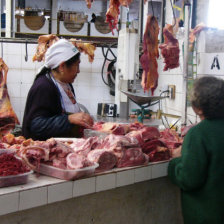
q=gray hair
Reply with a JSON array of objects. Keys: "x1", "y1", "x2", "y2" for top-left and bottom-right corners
[{"x1": 191, "y1": 76, "x2": 224, "y2": 119}]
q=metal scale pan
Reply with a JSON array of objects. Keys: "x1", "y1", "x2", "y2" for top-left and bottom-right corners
[{"x1": 121, "y1": 90, "x2": 166, "y2": 107}]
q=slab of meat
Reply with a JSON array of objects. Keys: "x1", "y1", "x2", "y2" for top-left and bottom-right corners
[
  {"x1": 85, "y1": 0, "x2": 94, "y2": 9},
  {"x1": 93, "y1": 122, "x2": 129, "y2": 135},
  {"x1": 117, "y1": 147, "x2": 148, "y2": 168},
  {"x1": 87, "y1": 149, "x2": 117, "y2": 172},
  {"x1": 33, "y1": 34, "x2": 59, "y2": 62},
  {"x1": 141, "y1": 139, "x2": 166, "y2": 154},
  {"x1": 0, "y1": 58, "x2": 19, "y2": 134},
  {"x1": 140, "y1": 15, "x2": 159, "y2": 94},
  {"x1": 159, "y1": 24, "x2": 180, "y2": 71},
  {"x1": 148, "y1": 146, "x2": 170, "y2": 162},
  {"x1": 106, "y1": 0, "x2": 133, "y2": 35}
]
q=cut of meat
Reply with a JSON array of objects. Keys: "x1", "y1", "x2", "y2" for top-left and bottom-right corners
[
  {"x1": 142, "y1": 139, "x2": 167, "y2": 154},
  {"x1": 87, "y1": 149, "x2": 117, "y2": 172},
  {"x1": 85, "y1": 0, "x2": 94, "y2": 8},
  {"x1": 106, "y1": 0, "x2": 133, "y2": 35},
  {"x1": 148, "y1": 147, "x2": 170, "y2": 162},
  {"x1": 0, "y1": 58, "x2": 19, "y2": 134},
  {"x1": 117, "y1": 148, "x2": 148, "y2": 168},
  {"x1": 140, "y1": 15, "x2": 159, "y2": 94},
  {"x1": 66, "y1": 153, "x2": 93, "y2": 169},
  {"x1": 159, "y1": 24, "x2": 180, "y2": 71}
]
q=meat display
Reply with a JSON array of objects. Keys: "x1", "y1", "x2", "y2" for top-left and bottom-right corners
[
  {"x1": 32, "y1": 34, "x2": 59, "y2": 62},
  {"x1": 0, "y1": 58, "x2": 19, "y2": 134},
  {"x1": 85, "y1": 0, "x2": 94, "y2": 9},
  {"x1": 159, "y1": 24, "x2": 180, "y2": 71},
  {"x1": 33, "y1": 35, "x2": 96, "y2": 63},
  {"x1": 106, "y1": 0, "x2": 133, "y2": 35},
  {"x1": 0, "y1": 153, "x2": 30, "y2": 176},
  {"x1": 140, "y1": 15, "x2": 159, "y2": 94}
]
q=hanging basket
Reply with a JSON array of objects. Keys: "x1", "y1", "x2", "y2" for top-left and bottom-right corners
[
  {"x1": 24, "y1": 15, "x2": 45, "y2": 31},
  {"x1": 94, "y1": 16, "x2": 111, "y2": 34}
]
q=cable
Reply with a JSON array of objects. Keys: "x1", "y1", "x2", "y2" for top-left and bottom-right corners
[{"x1": 170, "y1": 0, "x2": 176, "y2": 27}]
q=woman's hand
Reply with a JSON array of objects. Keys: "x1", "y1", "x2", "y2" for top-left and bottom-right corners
[
  {"x1": 171, "y1": 146, "x2": 182, "y2": 158},
  {"x1": 68, "y1": 112, "x2": 94, "y2": 129}
]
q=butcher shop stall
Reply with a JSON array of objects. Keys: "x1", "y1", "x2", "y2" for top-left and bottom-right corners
[{"x1": 0, "y1": 0, "x2": 218, "y2": 223}]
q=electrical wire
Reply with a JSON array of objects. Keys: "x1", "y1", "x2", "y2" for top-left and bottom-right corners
[{"x1": 170, "y1": 0, "x2": 176, "y2": 27}]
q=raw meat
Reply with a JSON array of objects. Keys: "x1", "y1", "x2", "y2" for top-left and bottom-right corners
[
  {"x1": 117, "y1": 147, "x2": 148, "y2": 168},
  {"x1": 0, "y1": 58, "x2": 19, "y2": 134},
  {"x1": 141, "y1": 139, "x2": 166, "y2": 154},
  {"x1": 66, "y1": 153, "x2": 93, "y2": 169},
  {"x1": 33, "y1": 34, "x2": 59, "y2": 62},
  {"x1": 85, "y1": 0, "x2": 94, "y2": 9},
  {"x1": 159, "y1": 129, "x2": 182, "y2": 149},
  {"x1": 159, "y1": 24, "x2": 180, "y2": 71},
  {"x1": 106, "y1": 0, "x2": 133, "y2": 35},
  {"x1": 189, "y1": 23, "x2": 206, "y2": 50},
  {"x1": 70, "y1": 39, "x2": 96, "y2": 62},
  {"x1": 148, "y1": 146, "x2": 170, "y2": 162},
  {"x1": 87, "y1": 149, "x2": 117, "y2": 172},
  {"x1": 140, "y1": 15, "x2": 159, "y2": 94}
]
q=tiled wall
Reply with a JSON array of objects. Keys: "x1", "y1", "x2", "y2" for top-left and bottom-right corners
[{"x1": 1, "y1": 43, "x2": 116, "y2": 124}]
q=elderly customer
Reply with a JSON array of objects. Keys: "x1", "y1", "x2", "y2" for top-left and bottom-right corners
[
  {"x1": 168, "y1": 76, "x2": 224, "y2": 224},
  {"x1": 22, "y1": 39, "x2": 93, "y2": 140}
]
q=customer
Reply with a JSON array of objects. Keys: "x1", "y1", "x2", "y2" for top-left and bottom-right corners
[
  {"x1": 22, "y1": 39, "x2": 93, "y2": 140},
  {"x1": 168, "y1": 76, "x2": 224, "y2": 224}
]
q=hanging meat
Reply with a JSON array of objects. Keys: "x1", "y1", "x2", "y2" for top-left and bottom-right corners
[
  {"x1": 33, "y1": 34, "x2": 59, "y2": 62},
  {"x1": 140, "y1": 15, "x2": 159, "y2": 94},
  {"x1": 106, "y1": 0, "x2": 133, "y2": 35},
  {"x1": 85, "y1": 0, "x2": 94, "y2": 9},
  {"x1": 70, "y1": 39, "x2": 96, "y2": 62},
  {"x1": 0, "y1": 58, "x2": 19, "y2": 135},
  {"x1": 159, "y1": 24, "x2": 180, "y2": 71}
]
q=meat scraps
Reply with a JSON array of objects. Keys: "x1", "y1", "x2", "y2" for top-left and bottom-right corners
[
  {"x1": 85, "y1": 0, "x2": 94, "y2": 9},
  {"x1": 106, "y1": 0, "x2": 133, "y2": 35},
  {"x1": 0, "y1": 58, "x2": 19, "y2": 134},
  {"x1": 159, "y1": 24, "x2": 180, "y2": 71},
  {"x1": 140, "y1": 15, "x2": 159, "y2": 94}
]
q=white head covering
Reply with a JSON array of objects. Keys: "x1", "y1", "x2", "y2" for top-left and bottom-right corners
[{"x1": 45, "y1": 39, "x2": 79, "y2": 69}]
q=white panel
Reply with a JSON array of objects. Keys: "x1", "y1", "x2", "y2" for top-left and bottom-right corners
[
  {"x1": 48, "y1": 181, "x2": 73, "y2": 203},
  {"x1": 59, "y1": 21, "x2": 88, "y2": 36},
  {"x1": 96, "y1": 173, "x2": 116, "y2": 192},
  {"x1": 134, "y1": 166, "x2": 152, "y2": 183},
  {"x1": 90, "y1": 23, "x2": 118, "y2": 37},
  {"x1": 0, "y1": 193, "x2": 19, "y2": 216},
  {"x1": 197, "y1": 52, "x2": 224, "y2": 75},
  {"x1": 19, "y1": 19, "x2": 49, "y2": 34},
  {"x1": 151, "y1": 162, "x2": 168, "y2": 179},
  {"x1": 73, "y1": 177, "x2": 96, "y2": 197},
  {"x1": 116, "y1": 169, "x2": 135, "y2": 187}
]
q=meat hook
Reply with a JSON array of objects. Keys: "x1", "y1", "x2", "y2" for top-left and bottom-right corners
[
  {"x1": 150, "y1": 0, "x2": 154, "y2": 17},
  {"x1": 25, "y1": 40, "x2": 28, "y2": 62},
  {"x1": 1, "y1": 39, "x2": 3, "y2": 59}
]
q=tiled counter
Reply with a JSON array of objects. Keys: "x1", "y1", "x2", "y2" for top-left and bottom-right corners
[
  {"x1": 0, "y1": 161, "x2": 183, "y2": 224},
  {"x1": 0, "y1": 161, "x2": 168, "y2": 216}
]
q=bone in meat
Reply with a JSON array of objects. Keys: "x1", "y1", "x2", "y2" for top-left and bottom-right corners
[
  {"x1": 0, "y1": 58, "x2": 19, "y2": 135},
  {"x1": 140, "y1": 15, "x2": 159, "y2": 94}
]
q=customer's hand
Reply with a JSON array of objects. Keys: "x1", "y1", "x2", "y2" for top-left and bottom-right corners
[
  {"x1": 68, "y1": 112, "x2": 94, "y2": 129},
  {"x1": 171, "y1": 146, "x2": 182, "y2": 158}
]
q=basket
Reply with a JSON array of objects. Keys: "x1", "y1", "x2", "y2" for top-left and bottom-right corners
[
  {"x1": 94, "y1": 16, "x2": 111, "y2": 34},
  {"x1": 24, "y1": 15, "x2": 45, "y2": 31}
]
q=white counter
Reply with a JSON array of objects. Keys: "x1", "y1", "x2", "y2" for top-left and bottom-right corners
[{"x1": 0, "y1": 161, "x2": 169, "y2": 216}]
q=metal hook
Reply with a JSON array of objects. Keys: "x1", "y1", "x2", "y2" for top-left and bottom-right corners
[
  {"x1": 25, "y1": 40, "x2": 28, "y2": 62},
  {"x1": 170, "y1": 0, "x2": 176, "y2": 27},
  {"x1": 151, "y1": 0, "x2": 154, "y2": 17}
]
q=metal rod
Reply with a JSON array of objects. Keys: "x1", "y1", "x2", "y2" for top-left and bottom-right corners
[
  {"x1": 138, "y1": 0, "x2": 144, "y2": 43},
  {"x1": 182, "y1": 2, "x2": 192, "y2": 125}
]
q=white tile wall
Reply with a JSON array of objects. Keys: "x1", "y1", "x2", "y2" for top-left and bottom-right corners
[
  {"x1": 48, "y1": 181, "x2": 73, "y2": 203},
  {"x1": 151, "y1": 162, "x2": 168, "y2": 179},
  {"x1": 96, "y1": 173, "x2": 116, "y2": 192},
  {"x1": 134, "y1": 166, "x2": 152, "y2": 183},
  {"x1": 0, "y1": 192, "x2": 19, "y2": 216},
  {"x1": 116, "y1": 169, "x2": 135, "y2": 187},
  {"x1": 73, "y1": 177, "x2": 96, "y2": 197}
]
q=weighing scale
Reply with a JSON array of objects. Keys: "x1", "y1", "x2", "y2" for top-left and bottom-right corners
[{"x1": 121, "y1": 90, "x2": 166, "y2": 123}]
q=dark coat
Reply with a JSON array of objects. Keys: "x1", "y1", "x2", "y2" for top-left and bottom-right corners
[{"x1": 22, "y1": 74, "x2": 79, "y2": 140}]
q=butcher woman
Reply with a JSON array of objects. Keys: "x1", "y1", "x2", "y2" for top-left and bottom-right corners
[
  {"x1": 168, "y1": 76, "x2": 224, "y2": 224},
  {"x1": 22, "y1": 39, "x2": 93, "y2": 140}
]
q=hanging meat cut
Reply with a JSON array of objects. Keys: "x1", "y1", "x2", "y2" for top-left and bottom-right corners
[
  {"x1": 140, "y1": 15, "x2": 159, "y2": 94},
  {"x1": 106, "y1": 0, "x2": 133, "y2": 35},
  {"x1": 85, "y1": 0, "x2": 94, "y2": 9},
  {"x1": 159, "y1": 24, "x2": 180, "y2": 71},
  {"x1": 0, "y1": 58, "x2": 19, "y2": 134},
  {"x1": 33, "y1": 34, "x2": 59, "y2": 62}
]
